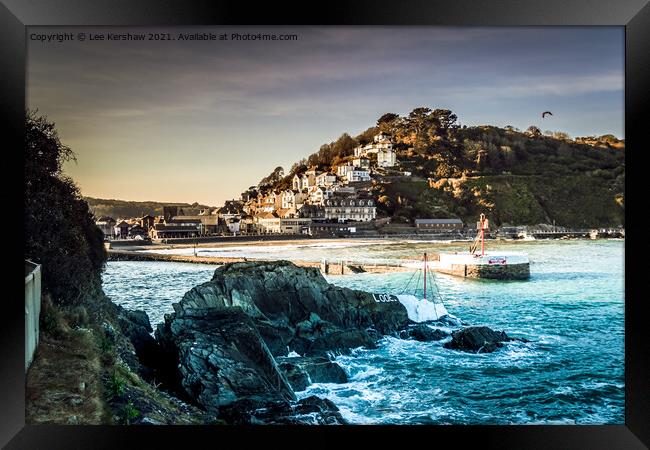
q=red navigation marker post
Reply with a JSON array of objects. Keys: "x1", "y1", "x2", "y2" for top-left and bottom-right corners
[
  {"x1": 477, "y1": 214, "x2": 489, "y2": 257},
  {"x1": 481, "y1": 218, "x2": 485, "y2": 256}
]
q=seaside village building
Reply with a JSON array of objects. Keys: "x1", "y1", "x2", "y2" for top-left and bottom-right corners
[
  {"x1": 315, "y1": 172, "x2": 337, "y2": 187},
  {"x1": 347, "y1": 167, "x2": 371, "y2": 183},
  {"x1": 336, "y1": 164, "x2": 371, "y2": 183},
  {"x1": 324, "y1": 197, "x2": 376, "y2": 222},
  {"x1": 292, "y1": 167, "x2": 320, "y2": 191},
  {"x1": 308, "y1": 186, "x2": 333, "y2": 206},
  {"x1": 150, "y1": 216, "x2": 202, "y2": 239},
  {"x1": 281, "y1": 189, "x2": 307, "y2": 211},
  {"x1": 114, "y1": 220, "x2": 130, "y2": 238},
  {"x1": 254, "y1": 211, "x2": 311, "y2": 234},
  {"x1": 352, "y1": 156, "x2": 370, "y2": 168},
  {"x1": 96, "y1": 216, "x2": 117, "y2": 238},
  {"x1": 353, "y1": 132, "x2": 397, "y2": 168}
]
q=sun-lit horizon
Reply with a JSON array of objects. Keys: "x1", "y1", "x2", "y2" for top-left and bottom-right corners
[{"x1": 28, "y1": 26, "x2": 624, "y2": 206}]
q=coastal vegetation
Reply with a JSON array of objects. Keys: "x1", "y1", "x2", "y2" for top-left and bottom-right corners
[
  {"x1": 257, "y1": 107, "x2": 624, "y2": 227},
  {"x1": 84, "y1": 197, "x2": 214, "y2": 220},
  {"x1": 25, "y1": 111, "x2": 208, "y2": 424},
  {"x1": 25, "y1": 110, "x2": 106, "y2": 306}
]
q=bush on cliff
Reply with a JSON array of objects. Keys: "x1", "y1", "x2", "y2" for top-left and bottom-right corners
[{"x1": 25, "y1": 110, "x2": 107, "y2": 306}]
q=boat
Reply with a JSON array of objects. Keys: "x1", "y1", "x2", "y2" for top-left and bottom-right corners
[
  {"x1": 405, "y1": 214, "x2": 530, "y2": 280},
  {"x1": 397, "y1": 252, "x2": 450, "y2": 321},
  {"x1": 374, "y1": 252, "x2": 450, "y2": 322}
]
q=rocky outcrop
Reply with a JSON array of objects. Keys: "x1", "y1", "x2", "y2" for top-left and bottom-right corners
[
  {"x1": 399, "y1": 323, "x2": 449, "y2": 342},
  {"x1": 113, "y1": 307, "x2": 162, "y2": 380},
  {"x1": 155, "y1": 308, "x2": 295, "y2": 413},
  {"x1": 443, "y1": 326, "x2": 512, "y2": 353},
  {"x1": 174, "y1": 261, "x2": 411, "y2": 357},
  {"x1": 218, "y1": 396, "x2": 346, "y2": 425},
  {"x1": 277, "y1": 356, "x2": 348, "y2": 391},
  {"x1": 153, "y1": 261, "x2": 412, "y2": 423}
]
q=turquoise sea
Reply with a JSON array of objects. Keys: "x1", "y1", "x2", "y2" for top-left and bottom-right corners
[{"x1": 102, "y1": 239, "x2": 624, "y2": 424}]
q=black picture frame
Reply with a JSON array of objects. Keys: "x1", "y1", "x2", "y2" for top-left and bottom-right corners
[{"x1": 2, "y1": 1, "x2": 647, "y2": 448}]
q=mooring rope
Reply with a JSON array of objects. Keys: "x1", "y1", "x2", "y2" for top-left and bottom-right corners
[
  {"x1": 400, "y1": 267, "x2": 419, "y2": 295},
  {"x1": 427, "y1": 269, "x2": 444, "y2": 304}
]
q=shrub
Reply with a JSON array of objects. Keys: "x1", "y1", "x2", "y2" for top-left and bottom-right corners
[
  {"x1": 122, "y1": 400, "x2": 140, "y2": 425},
  {"x1": 107, "y1": 371, "x2": 126, "y2": 398}
]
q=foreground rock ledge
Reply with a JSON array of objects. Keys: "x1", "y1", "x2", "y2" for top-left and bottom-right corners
[{"x1": 154, "y1": 260, "x2": 412, "y2": 423}]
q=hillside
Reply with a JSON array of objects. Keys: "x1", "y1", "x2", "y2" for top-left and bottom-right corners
[
  {"x1": 256, "y1": 108, "x2": 624, "y2": 227},
  {"x1": 84, "y1": 197, "x2": 214, "y2": 219}
]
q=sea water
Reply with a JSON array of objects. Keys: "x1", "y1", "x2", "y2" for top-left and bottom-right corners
[{"x1": 102, "y1": 239, "x2": 624, "y2": 424}]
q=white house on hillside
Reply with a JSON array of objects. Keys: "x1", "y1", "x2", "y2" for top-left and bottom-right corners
[
  {"x1": 292, "y1": 170, "x2": 318, "y2": 191},
  {"x1": 346, "y1": 167, "x2": 371, "y2": 183},
  {"x1": 354, "y1": 132, "x2": 397, "y2": 167},
  {"x1": 315, "y1": 172, "x2": 337, "y2": 187},
  {"x1": 308, "y1": 185, "x2": 333, "y2": 205},
  {"x1": 352, "y1": 157, "x2": 370, "y2": 168},
  {"x1": 337, "y1": 164, "x2": 354, "y2": 178},
  {"x1": 281, "y1": 189, "x2": 307, "y2": 211}
]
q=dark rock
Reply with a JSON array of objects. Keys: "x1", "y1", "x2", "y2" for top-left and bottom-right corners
[
  {"x1": 278, "y1": 356, "x2": 348, "y2": 391},
  {"x1": 443, "y1": 326, "x2": 512, "y2": 353},
  {"x1": 152, "y1": 261, "x2": 411, "y2": 420},
  {"x1": 218, "y1": 395, "x2": 346, "y2": 425},
  {"x1": 399, "y1": 324, "x2": 449, "y2": 342},
  {"x1": 306, "y1": 329, "x2": 377, "y2": 356},
  {"x1": 116, "y1": 308, "x2": 160, "y2": 376},
  {"x1": 278, "y1": 361, "x2": 311, "y2": 392},
  {"x1": 124, "y1": 309, "x2": 153, "y2": 332},
  {"x1": 155, "y1": 307, "x2": 295, "y2": 414},
  {"x1": 176, "y1": 261, "x2": 410, "y2": 357}
]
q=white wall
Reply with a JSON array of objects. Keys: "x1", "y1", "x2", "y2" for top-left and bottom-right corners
[{"x1": 25, "y1": 261, "x2": 41, "y2": 372}]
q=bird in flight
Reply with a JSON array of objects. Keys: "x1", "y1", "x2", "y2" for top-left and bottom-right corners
[{"x1": 542, "y1": 111, "x2": 553, "y2": 118}]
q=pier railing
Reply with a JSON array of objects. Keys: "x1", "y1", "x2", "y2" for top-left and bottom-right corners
[
  {"x1": 25, "y1": 260, "x2": 41, "y2": 372},
  {"x1": 320, "y1": 257, "x2": 409, "y2": 274}
]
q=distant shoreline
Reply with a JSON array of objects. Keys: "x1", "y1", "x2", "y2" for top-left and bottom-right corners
[{"x1": 107, "y1": 234, "x2": 623, "y2": 256}]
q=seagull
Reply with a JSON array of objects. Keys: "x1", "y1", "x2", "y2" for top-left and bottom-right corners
[{"x1": 542, "y1": 111, "x2": 553, "y2": 118}]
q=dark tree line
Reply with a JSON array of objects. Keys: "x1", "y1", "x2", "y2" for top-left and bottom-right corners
[{"x1": 25, "y1": 110, "x2": 107, "y2": 306}]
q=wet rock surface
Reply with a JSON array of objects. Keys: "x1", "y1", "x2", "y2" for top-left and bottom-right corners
[
  {"x1": 218, "y1": 395, "x2": 346, "y2": 425},
  {"x1": 155, "y1": 307, "x2": 295, "y2": 414},
  {"x1": 277, "y1": 356, "x2": 348, "y2": 391},
  {"x1": 399, "y1": 324, "x2": 449, "y2": 342},
  {"x1": 443, "y1": 326, "x2": 512, "y2": 353},
  {"x1": 152, "y1": 261, "x2": 411, "y2": 423},
  {"x1": 175, "y1": 261, "x2": 411, "y2": 357}
]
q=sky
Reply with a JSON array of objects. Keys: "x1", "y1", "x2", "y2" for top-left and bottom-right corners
[{"x1": 27, "y1": 26, "x2": 624, "y2": 206}]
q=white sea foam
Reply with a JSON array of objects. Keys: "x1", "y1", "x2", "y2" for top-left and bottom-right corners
[{"x1": 396, "y1": 294, "x2": 449, "y2": 322}]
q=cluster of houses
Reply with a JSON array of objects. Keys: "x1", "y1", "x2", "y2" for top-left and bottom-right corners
[
  {"x1": 95, "y1": 203, "x2": 246, "y2": 240},
  {"x1": 95, "y1": 133, "x2": 464, "y2": 240},
  {"x1": 238, "y1": 133, "x2": 405, "y2": 235},
  {"x1": 242, "y1": 186, "x2": 377, "y2": 235}
]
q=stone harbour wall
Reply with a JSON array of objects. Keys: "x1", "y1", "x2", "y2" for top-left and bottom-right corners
[{"x1": 434, "y1": 262, "x2": 530, "y2": 280}]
